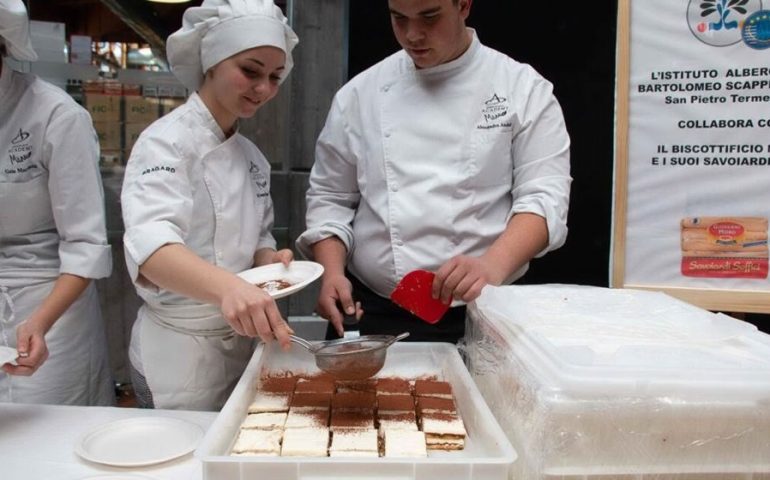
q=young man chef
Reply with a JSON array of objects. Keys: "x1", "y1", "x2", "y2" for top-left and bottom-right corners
[
  {"x1": 298, "y1": 0, "x2": 571, "y2": 342},
  {"x1": 0, "y1": 0, "x2": 114, "y2": 404}
]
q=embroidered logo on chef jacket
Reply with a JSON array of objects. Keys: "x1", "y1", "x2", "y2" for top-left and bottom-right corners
[
  {"x1": 477, "y1": 93, "x2": 512, "y2": 130},
  {"x1": 4, "y1": 128, "x2": 37, "y2": 178},
  {"x1": 249, "y1": 163, "x2": 269, "y2": 198}
]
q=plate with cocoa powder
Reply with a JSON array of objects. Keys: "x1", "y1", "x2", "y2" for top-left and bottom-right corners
[{"x1": 237, "y1": 261, "x2": 324, "y2": 299}]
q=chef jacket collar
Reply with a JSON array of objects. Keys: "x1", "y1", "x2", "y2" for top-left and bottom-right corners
[
  {"x1": 408, "y1": 28, "x2": 480, "y2": 76},
  {"x1": 188, "y1": 91, "x2": 241, "y2": 144}
]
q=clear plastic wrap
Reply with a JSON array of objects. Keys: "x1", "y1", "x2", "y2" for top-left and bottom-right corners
[{"x1": 460, "y1": 284, "x2": 770, "y2": 479}]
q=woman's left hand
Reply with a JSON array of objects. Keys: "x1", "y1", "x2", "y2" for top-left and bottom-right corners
[{"x1": 2, "y1": 320, "x2": 49, "y2": 376}]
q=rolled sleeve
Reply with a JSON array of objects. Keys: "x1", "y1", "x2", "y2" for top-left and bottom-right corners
[
  {"x1": 121, "y1": 130, "x2": 192, "y2": 284},
  {"x1": 297, "y1": 96, "x2": 360, "y2": 260},
  {"x1": 509, "y1": 75, "x2": 572, "y2": 256},
  {"x1": 45, "y1": 109, "x2": 112, "y2": 279}
]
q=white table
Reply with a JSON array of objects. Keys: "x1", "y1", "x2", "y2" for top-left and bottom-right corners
[{"x1": 0, "y1": 403, "x2": 216, "y2": 480}]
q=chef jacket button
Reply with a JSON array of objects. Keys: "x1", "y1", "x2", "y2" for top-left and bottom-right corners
[
  {"x1": 382, "y1": 85, "x2": 390, "y2": 92},
  {"x1": 395, "y1": 239, "x2": 404, "y2": 247},
  {"x1": 216, "y1": 251, "x2": 223, "y2": 259},
  {"x1": 390, "y1": 183, "x2": 399, "y2": 192},
  {"x1": 384, "y1": 131, "x2": 391, "y2": 138}
]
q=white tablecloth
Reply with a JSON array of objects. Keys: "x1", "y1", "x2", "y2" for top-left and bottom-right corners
[{"x1": 0, "y1": 403, "x2": 216, "y2": 480}]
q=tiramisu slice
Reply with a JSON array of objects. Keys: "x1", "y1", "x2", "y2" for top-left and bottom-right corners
[
  {"x1": 331, "y1": 391, "x2": 376, "y2": 412},
  {"x1": 280, "y1": 427, "x2": 330, "y2": 457},
  {"x1": 290, "y1": 392, "x2": 332, "y2": 411},
  {"x1": 377, "y1": 394, "x2": 415, "y2": 414},
  {"x1": 247, "y1": 393, "x2": 290, "y2": 413},
  {"x1": 416, "y1": 396, "x2": 456, "y2": 415},
  {"x1": 259, "y1": 375, "x2": 297, "y2": 394},
  {"x1": 383, "y1": 430, "x2": 428, "y2": 457},
  {"x1": 241, "y1": 412, "x2": 287, "y2": 430},
  {"x1": 330, "y1": 409, "x2": 376, "y2": 431},
  {"x1": 329, "y1": 428, "x2": 379, "y2": 457},
  {"x1": 375, "y1": 378, "x2": 411, "y2": 396},
  {"x1": 413, "y1": 379, "x2": 453, "y2": 399},
  {"x1": 420, "y1": 412, "x2": 467, "y2": 450},
  {"x1": 295, "y1": 378, "x2": 335, "y2": 395},
  {"x1": 377, "y1": 411, "x2": 418, "y2": 435},
  {"x1": 285, "y1": 409, "x2": 329, "y2": 429},
  {"x1": 231, "y1": 429, "x2": 282, "y2": 456}
]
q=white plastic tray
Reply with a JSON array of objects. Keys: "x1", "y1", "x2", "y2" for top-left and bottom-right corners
[{"x1": 195, "y1": 342, "x2": 516, "y2": 479}]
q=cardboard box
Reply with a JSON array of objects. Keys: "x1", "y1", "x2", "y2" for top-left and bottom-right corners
[
  {"x1": 124, "y1": 96, "x2": 160, "y2": 124},
  {"x1": 93, "y1": 121, "x2": 122, "y2": 151},
  {"x1": 123, "y1": 122, "x2": 150, "y2": 154},
  {"x1": 160, "y1": 97, "x2": 186, "y2": 116},
  {"x1": 85, "y1": 94, "x2": 120, "y2": 123},
  {"x1": 99, "y1": 150, "x2": 122, "y2": 168}
]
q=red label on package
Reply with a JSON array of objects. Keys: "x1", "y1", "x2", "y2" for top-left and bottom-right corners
[{"x1": 681, "y1": 257, "x2": 768, "y2": 279}]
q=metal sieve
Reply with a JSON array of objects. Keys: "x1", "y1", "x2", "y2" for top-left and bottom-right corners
[{"x1": 289, "y1": 332, "x2": 409, "y2": 380}]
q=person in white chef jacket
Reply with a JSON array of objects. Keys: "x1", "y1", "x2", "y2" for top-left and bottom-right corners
[
  {"x1": 0, "y1": 0, "x2": 114, "y2": 405},
  {"x1": 298, "y1": 0, "x2": 572, "y2": 342},
  {"x1": 121, "y1": 0, "x2": 298, "y2": 411}
]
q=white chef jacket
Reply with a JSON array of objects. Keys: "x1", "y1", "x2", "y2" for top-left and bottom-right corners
[
  {"x1": 0, "y1": 59, "x2": 113, "y2": 405},
  {"x1": 121, "y1": 92, "x2": 276, "y2": 410},
  {"x1": 297, "y1": 31, "x2": 571, "y2": 298}
]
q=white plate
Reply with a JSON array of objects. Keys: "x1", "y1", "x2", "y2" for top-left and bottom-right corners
[
  {"x1": 0, "y1": 346, "x2": 17, "y2": 365},
  {"x1": 80, "y1": 475, "x2": 159, "y2": 480},
  {"x1": 237, "y1": 261, "x2": 324, "y2": 299},
  {"x1": 74, "y1": 417, "x2": 203, "y2": 467}
]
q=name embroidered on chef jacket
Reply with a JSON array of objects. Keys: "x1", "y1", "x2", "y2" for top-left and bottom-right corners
[{"x1": 141, "y1": 165, "x2": 177, "y2": 175}]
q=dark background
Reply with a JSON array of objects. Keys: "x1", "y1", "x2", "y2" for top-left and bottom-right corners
[{"x1": 349, "y1": 1, "x2": 618, "y2": 287}]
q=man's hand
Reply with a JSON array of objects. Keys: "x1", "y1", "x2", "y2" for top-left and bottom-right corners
[
  {"x1": 270, "y1": 249, "x2": 294, "y2": 267},
  {"x1": 220, "y1": 277, "x2": 293, "y2": 349},
  {"x1": 315, "y1": 274, "x2": 362, "y2": 337},
  {"x1": 2, "y1": 320, "x2": 49, "y2": 376},
  {"x1": 433, "y1": 254, "x2": 502, "y2": 304}
]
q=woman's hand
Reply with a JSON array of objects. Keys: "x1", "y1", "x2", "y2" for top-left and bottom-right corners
[
  {"x1": 219, "y1": 276, "x2": 293, "y2": 349},
  {"x1": 2, "y1": 320, "x2": 49, "y2": 376}
]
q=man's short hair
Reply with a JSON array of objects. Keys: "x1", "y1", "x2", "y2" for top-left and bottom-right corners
[{"x1": 0, "y1": 39, "x2": 6, "y2": 57}]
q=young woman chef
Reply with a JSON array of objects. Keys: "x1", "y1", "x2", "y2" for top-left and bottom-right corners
[
  {"x1": 121, "y1": 0, "x2": 299, "y2": 411},
  {"x1": 0, "y1": 0, "x2": 114, "y2": 405}
]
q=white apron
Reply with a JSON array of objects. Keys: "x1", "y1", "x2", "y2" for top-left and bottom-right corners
[
  {"x1": 0, "y1": 280, "x2": 113, "y2": 405},
  {"x1": 135, "y1": 303, "x2": 254, "y2": 411}
]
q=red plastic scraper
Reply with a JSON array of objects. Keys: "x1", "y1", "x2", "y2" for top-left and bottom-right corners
[{"x1": 390, "y1": 270, "x2": 450, "y2": 324}]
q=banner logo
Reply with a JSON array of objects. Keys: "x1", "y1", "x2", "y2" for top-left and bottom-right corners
[{"x1": 688, "y1": 0, "x2": 765, "y2": 47}]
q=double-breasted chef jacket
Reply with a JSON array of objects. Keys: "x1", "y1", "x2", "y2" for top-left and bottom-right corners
[
  {"x1": 121, "y1": 92, "x2": 277, "y2": 410},
  {"x1": 0, "y1": 59, "x2": 113, "y2": 405},
  {"x1": 297, "y1": 31, "x2": 572, "y2": 298}
]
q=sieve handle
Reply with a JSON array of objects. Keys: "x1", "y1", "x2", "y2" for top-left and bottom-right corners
[{"x1": 289, "y1": 335, "x2": 314, "y2": 352}]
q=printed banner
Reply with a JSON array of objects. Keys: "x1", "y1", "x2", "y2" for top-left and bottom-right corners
[{"x1": 620, "y1": 0, "x2": 770, "y2": 292}]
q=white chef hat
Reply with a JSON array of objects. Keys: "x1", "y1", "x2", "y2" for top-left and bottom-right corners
[
  {"x1": 0, "y1": 0, "x2": 37, "y2": 62},
  {"x1": 167, "y1": 0, "x2": 298, "y2": 91}
]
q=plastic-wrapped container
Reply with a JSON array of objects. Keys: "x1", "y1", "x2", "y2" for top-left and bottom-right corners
[
  {"x1": 195, "y1": 342, "x2": 516, "y2": 479},
  {"x1": 462, "y1": 284, "x2": 770, "y2": 479}
]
